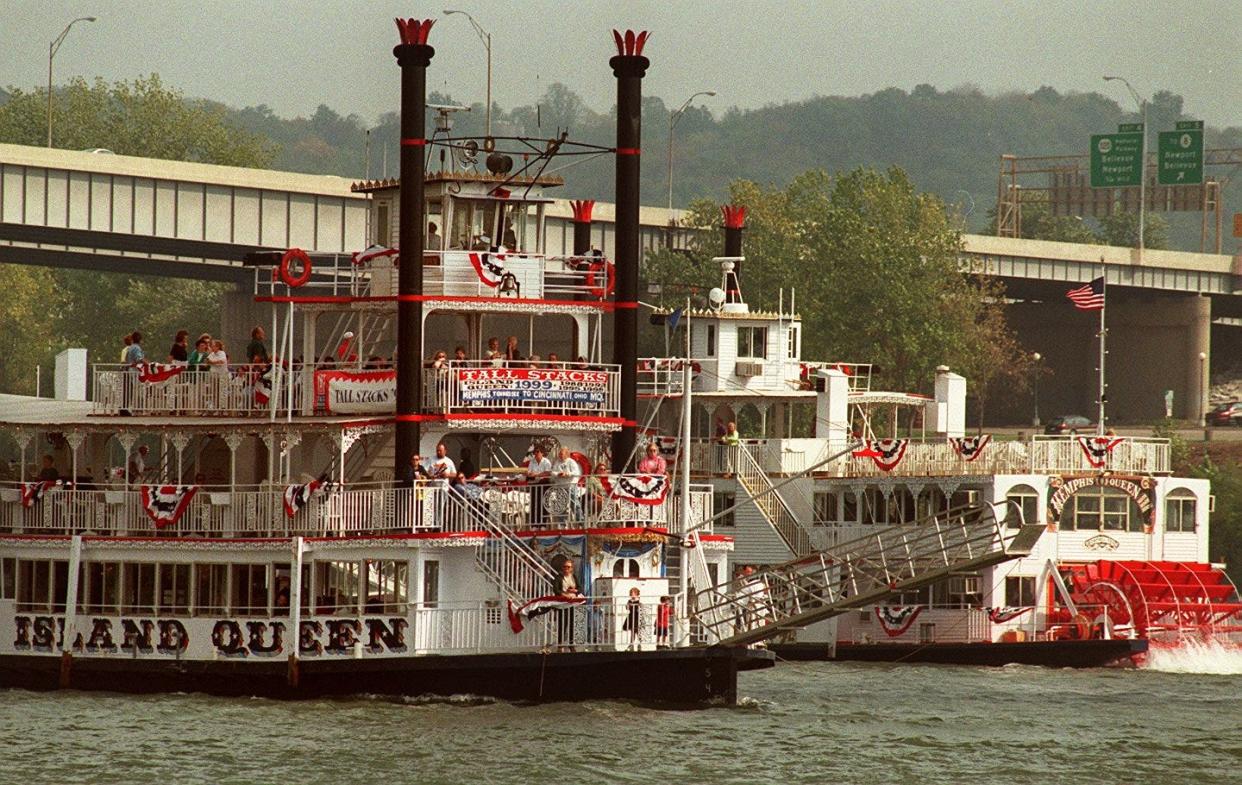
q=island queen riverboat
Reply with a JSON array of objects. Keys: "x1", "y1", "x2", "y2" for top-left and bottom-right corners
[
  {"x1": 0, "y1": 23, "x2": 1051, "y2": 702},
  {"x1": 641, "y1": 212, "x2": 1242, "y2": 666},
  {"x1": 0, "y1": 24, "x2": 786, "y2": 703}
]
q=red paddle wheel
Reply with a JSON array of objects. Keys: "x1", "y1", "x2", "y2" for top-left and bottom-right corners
[{"x1": 1058, "y1": 560, "x2": 1242, "y2": 641}]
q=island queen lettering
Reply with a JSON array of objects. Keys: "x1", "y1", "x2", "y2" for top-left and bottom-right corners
[{"x1": 456, "y1": 368, "x2": 609, "y2": 405}]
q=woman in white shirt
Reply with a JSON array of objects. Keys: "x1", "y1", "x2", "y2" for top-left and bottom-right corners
[{"x1": 207, "y1": 340, "x2": 229, "y2": 375}]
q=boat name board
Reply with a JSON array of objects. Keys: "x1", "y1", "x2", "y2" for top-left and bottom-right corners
[
  {"x1": 1047, "y1": 474, "x2": 1155, "y2": 526},
  {"x1": 9, "y1": 614, "x2": 409, "y2": 659},
  {"x1": 456, "y1": 368, "x2": 610, "y2": 404},
  {"x1": 316, "y1": 370, "x2": 397, "y2": 414}
]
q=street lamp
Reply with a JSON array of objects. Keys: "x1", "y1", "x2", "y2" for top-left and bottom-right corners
[
  {"x1": 667, "y1": 90, "x2": 717, "y2": 217},
  {"x1": 1199, "y1": 351, "x2": 1208, "y2": 427},
  {"x1": 1031, "y1": 352, "x2": 1042, "y2": 427},
  {"x1": 443, "y1": 9, "x2": 491, "y2": 138},
  {"x1": 48, "y1": 16, "x2": 97, "y2": 148},
  {"x1": 1103, "y1": 75, "x2": 1148, "y2": 254}
]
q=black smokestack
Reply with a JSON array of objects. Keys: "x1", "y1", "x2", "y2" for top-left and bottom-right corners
[
  {"x1": 609, "y1": 30, "x2": 650, "y2": 474},
  {"x1": 570, "y1": 199, "x2": 595, "y2": 256},
  {"x1": 722, "y1": 204, "x2": 746, "y2": 304},
  {"x1": 393, "y1": 18, "x2": 435, "y2": 480}
]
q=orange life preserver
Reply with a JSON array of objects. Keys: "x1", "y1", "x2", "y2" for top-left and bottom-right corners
[
  {"x1": 280, "y1": 248, "x2": 313, "y2": 287},
  {"x1": 586, "y1": 259, "x2": 616, "y2": 298}
]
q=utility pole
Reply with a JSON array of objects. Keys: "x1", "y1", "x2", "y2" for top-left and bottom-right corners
[{"x1": 47, "y1": 16, "x2": 97, "y2": 147}]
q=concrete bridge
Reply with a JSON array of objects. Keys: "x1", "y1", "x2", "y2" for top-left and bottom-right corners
[{"x1": 1, "y1": 142, "x2": 1237, "y2": 424}]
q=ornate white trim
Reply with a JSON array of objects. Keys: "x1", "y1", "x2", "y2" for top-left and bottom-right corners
[
  {"x1": 442, "y1": 417, "x2": 621, "y2": 433},
  {"x1": 421, "y1": 298, "x2": 605, "y2": 316}
]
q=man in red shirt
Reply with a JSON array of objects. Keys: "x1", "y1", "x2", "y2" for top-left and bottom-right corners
[{"x1": 636, "y1": 442, "x2": 667, "y2": 475}]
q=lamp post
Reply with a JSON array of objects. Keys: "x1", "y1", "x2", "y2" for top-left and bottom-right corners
[
  {"x1": 47, "y1": 16, "x2": 97, "y2": 148},
  {"x1": 666, "y1": 90, "x2": 717, "y2": 219},
  {"x1": 1199, "y1": 351, "x2": 1208, "y2": 428},
  {"x1": 1103, "y1": 75, "x2": 1148, "y2": 253},
  {"x1": 1031, "y1": 352, "x2": 1042, "y2": 427},
  {"x1": 443, "y1": 9, "x2": 491, "y2": 137}
]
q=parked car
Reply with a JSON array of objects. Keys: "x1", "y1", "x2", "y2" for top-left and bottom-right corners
[
  {"x1": 1208, "y1": 401, "x2": 1242, "y2": 427},
  {"x1": 1044, "y1": 415, "x2": 1092, "y2": 435}
]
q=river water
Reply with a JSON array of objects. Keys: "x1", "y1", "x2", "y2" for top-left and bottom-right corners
[{"x1": 3, "y1": 649, "x2": 1240, "y2": 785}]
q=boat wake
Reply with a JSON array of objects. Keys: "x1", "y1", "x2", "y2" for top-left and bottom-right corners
[{"x1": 1142, "y1": 638, "x2": 1242, "y2": 675}]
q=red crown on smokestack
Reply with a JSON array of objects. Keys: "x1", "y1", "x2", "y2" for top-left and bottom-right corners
[
  {"x1": 611, "y1": 29, "x2": 650, "y2": 57},
  {"x1": 395, "y1": 18, "x2": 434, "y2": 45},
  {"x1": 721, "y1": 205, "x2": 747, "y2": 229},
  {"x1": 570, "y1": 200, "x2": 596, "y2": 223}
]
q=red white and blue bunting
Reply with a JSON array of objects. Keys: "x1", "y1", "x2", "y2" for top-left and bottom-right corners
[
  {"x1": 252, "y1": 363, "x2": 275, "y2": 406},
  {"x1": 506, "y1": 595, "x2": 587, "y2": 633},
  {"x1": 467, "y1": 251, "x2": 507, "y2": 288},
  {"x1": 874, "y1": 605, "x2": 923, "y2": 637},
  {"x1": 351, "y1": 244, "x2": 399, "y2": 266},
  {"x1": 853, "y1": 439, "x2": 909, "y2": 472},
  {"x1": 20, "y1": 480, "x2": 57, "y2": 508},
  {"x1": 136, "y1": 362, "x2": 185, "y2": 384},
  {"x1": 1077, "y1": 436, "x2": 1124, "y2": 469},
  {"x1": 949, "y1": 434, "x2": 991, "y2": 462},
  {"x1": 601, "y1": 474, "x2": 670, "y2": 505},
  {"x1": 283, "y1": 477, "x2": 333, "y2": 518},
  {"x1": 139, "y1": 485, "x2": 198, "y2": 529},
  {"x1": 987, "y1": 606, "x2": 1033, "y2": 624}
]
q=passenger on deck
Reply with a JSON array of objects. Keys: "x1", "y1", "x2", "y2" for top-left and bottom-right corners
[
  {"x1": 637, "y1": 442, "x2": 667, "y2": 476},
  {"x1": 553, "y1": 448, "x2": 584, "y2": 521},
  {"x1": 124, "y1": 332, "x2": 145, "y2": 365},
  {"x1": 37, "y1": 455, "x2": 59, "y2": 482},
  {"x1": 526, "y1": 446, "x2": 553, "y2": 526},
  {"x1": 168, "y1": 330, "x2": 189, "y2": 364},
  {"x1": 428, "y1": 350, "x2": 448, "y2": 370},
  {"x1": 485, "y1": 337, "x2": 503, "y2": 366},
  {"x1": 427, "y1": 222, "x2": 443, "y2": 251},
  {"x1": 504, "y1": 336, "x2": 522, "y2": 363},
  {"x1": 188, "y1": 336, "x2": 211, "y2": 371},
  {"x1": 553, "y1": 558, "x2": 582, "y2": 651},
  {"x1": 454, "y1": 346, "x2": 467, "y2": 362},
  {"x1": 120, "y1": 334, "x2": 132, "y2": 363},
  {"x1": 585, "y1": 461, "x2": 609, "y2": 517},
  {"x1": 403, "y1": 453, "x2": 430, "y2": 484},
  {"x1": 427, "y1": 442, "x2": 457, "y2": 484},
  {"x1": 457, "y1": 448, "x2": 477, "y2": 480},
  {"x1": 127, "y1": 445, "x2": 149, "y2": 483},
  {"x1": 246, "y1": 327, "x2": 270, "y2": 365},
  {"x1": 207, "y1": 340, "x2": 229, "y2": 375}
]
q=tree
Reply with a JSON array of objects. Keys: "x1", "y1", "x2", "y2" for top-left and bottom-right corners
[
  {"x1": 645, "y1": 166, "x2": 1032, "y2": 396},
  {"x1": 1096, "y1": 208, "x2": 1169, "y2": 250},
  {"x1": 0, "y1": 74, "x2": 273, "y2": 166}
]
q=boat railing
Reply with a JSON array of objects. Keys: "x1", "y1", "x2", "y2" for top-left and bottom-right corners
[
  {"x1": 637, "y1": 358, "x2": 688, "y2": 397},
  {"x1": 0, "y1": 476, "x2": 705, "y2": 538},
  {"x1": 687, "y1": 435, "x2": 1171, "y2": 478},
  {"x1": 422, "y1": 359, "x2": 621, "y2": 420},
  {"x1": 91, "y1": 362, "x2": 305, "y2": 416}
]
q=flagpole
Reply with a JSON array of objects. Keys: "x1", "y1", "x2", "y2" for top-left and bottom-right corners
[{"x1": 1098, "y1": 257, "x2": 1107, "y2": 435}]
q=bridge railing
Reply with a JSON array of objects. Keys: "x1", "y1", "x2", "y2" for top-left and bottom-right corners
[{"x1": 91, "y1": 363, "x2": 304, "y2": 416}]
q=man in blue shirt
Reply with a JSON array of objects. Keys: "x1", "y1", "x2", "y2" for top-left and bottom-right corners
[{"x1": 124, "y1": 332, "x2": 145, "y2": 365}]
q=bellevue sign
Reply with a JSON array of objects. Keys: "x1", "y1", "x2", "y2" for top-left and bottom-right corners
[
  {"x1": 1157, "y1": 120, "x2": 1204, "y2": 185},
  {"x1": 1089, "y1": 128, "x2": 1143, "y2": 188}
]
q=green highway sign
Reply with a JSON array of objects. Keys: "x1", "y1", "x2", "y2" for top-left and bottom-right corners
[
  {"x1": 1090, "y1": 132, "x2": 1143, "y2": 188},
  {"x1": 1157, "y1": 124, "x2": 1204, "y2": 185},
  {"x1": 1118, "y1": 122, "x2": 1144, "y2": 133}
]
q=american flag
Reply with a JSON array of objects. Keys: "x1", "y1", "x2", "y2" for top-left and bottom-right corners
[{"x1": 1066, "y1": 277, "x2": 1105, "y2": 311}]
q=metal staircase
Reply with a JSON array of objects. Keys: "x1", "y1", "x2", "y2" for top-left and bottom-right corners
[
  {"x1": 731, "y1": 444, "x2": 815, "y2": 556},
  {"x1": 691, "y1": 501, "x2": 1043, "y2": 647},
  {"x1": 439, "y1": 490, "x2": 556, "y2": 606}
]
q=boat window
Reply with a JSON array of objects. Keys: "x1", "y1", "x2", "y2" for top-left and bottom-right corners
[
  {"x1": 230, "y1": 564, "x2": 270, "y2": 617},
  {"x1": 706, "y1": 325, "x2": 716, "y2": 357},
  {"x1": 159, "y1": 563, "x2": 191, "y2": 615},
  {"x1": 611, "y1": 559, "x2": 640, "y2": 578},
  {"x1": 314, "y1": 561, "x2": 360, "y2": 615},
  {"x1": 1004, "y1": 484, "x2": 1040, "y2": 529},
  {"x1": 1065, "y1": 486, "x2": 1142, "y2": 532},
  {"x1": 1164, "y1": 489, "x2": 1197, "y2": 533},
  {"x1": 51, "y1": 561, "x2": 69, "y2": 613},
  {"x1": 84, "y1": 562, "x2": 121, "y2": 614},
  {"x1": 365, "y1": 560, "x2": 409, "y2": 613},
  {"x1": 16, "y1": 560, "x2": 47, "y2": 612},
  {"x1": 787, "y1": 325, "x2": 799, "y2": 360},
  {"x1": 1005, "y1": 576, "x2": 1037, "y2": 607},
  {"x1": 195, "y1": 564, "x2": 228, "y2": 615},
  {"x1": 376, "y1": 201, "x2": 391, "y2": 246},
  {"x1": 122, "y1": 563, "x2": 156, "y2": 615},
  {"x1": 713, "y1": 491, "x2": 735, "y2": 526},
  {"x1": 422, "y1": 560, "x2": 440, "y2": 608},
  {"x1": 737, "y1": 326, "x2": 768, "y2": 360},
  {"x1": 0, "y1": 558, "x2": 13, "y2": 600},
  {"x1": 842, "y1": 489, "x2": 859, "y2": 525},
  {"x1": 813, "y1": 491, "x2": 838, "y2": 525}
]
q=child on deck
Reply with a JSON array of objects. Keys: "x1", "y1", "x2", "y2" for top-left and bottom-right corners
[
  {"x1": 655, "y1": 595, "x2": 673, "y2": 649},
  {"x1": 622, "y1": 587, "x2": 642, "y2": 651}
]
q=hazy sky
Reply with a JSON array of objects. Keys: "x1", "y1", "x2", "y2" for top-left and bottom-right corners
[{"x1": 5, "y1": 1, "x2": 1240, "y2": 128}]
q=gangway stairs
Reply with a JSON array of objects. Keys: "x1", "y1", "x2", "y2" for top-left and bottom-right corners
[
  {"x1": 691, "y1": 501, "x2": 1043, "y2": 647},
  {"x1": 731, "y1": 443, "x2": 815, "y2": 556}
]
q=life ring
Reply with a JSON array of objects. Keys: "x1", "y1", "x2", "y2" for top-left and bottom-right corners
[
  {"x1": 586, "y1": 259, "x2": 616, "y2": 298},
  {"x1": 280, "y1": 248, "x2": 313, "y2": 287}
]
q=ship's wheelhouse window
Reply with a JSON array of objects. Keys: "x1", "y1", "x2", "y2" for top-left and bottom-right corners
[
  {"x1": 737, "y1": 326, "x2": 768, "y2": 360},
  {"x1": 1165, "y1": 489, "x2": 1197, "y2": 533},
  {"x1": 1005, "y1": 484, "x2": 1040, "y2": 529},
  {"x1": 498, "y1": 201, "x2": 539, "y2": 252},
  {"x1": 611, "y1": 559, "x2": 640, "y2": 578},
  {"x1": 1, "y1": 558, "x2": 14, "y2": 600},
  {"x1": 706, "y1": 325, "x2": 717, "y2": 357},
  {"x1": 315, "y1": 561, "x2": 360, "y2": 615},
  {"x1": 195, "y1": 564, "x2": 228, "y2": 616},
  {"x1": 1005, "y1": 576, "x2": 1038, "y2": 607},
  {"x1": 365, "y1": 560, "x2": 409, "y2": 613},
  {"x1": 813, "y1": 491, "x2": 839, "y2": 525},
  {"x1": 1065, "y1": 486, "x2": 1143, "y2": 532},
  {"x1": 230, "y1": 564, "x2": 270, "y2": 617},
  {"x1": 713, "y1": 491, "x2": 735, "y2": 526}
]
